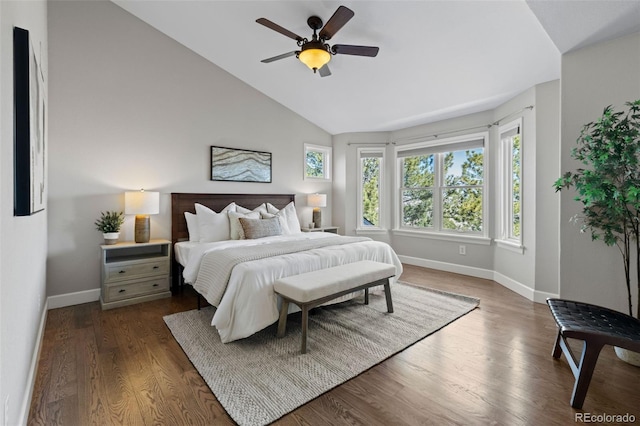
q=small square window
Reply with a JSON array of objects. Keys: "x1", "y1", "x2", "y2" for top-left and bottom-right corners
[{"x1": 304, "y1": 144, "x2": 332, "y2": 181}]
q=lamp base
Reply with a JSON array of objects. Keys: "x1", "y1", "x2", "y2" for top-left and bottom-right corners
[
  {"x1": 134, "y1": 215, "x2": 150, "y2": 243},
  {"x1": 312, "y1": 208, "x2": 322, "y2": 228}
]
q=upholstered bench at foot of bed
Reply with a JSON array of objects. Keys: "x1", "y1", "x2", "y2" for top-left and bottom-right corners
[
  {"x1": 274, "y1": 260, "x2": 396, "y2": 354},
  {"x1": 546, "y1": 298, "x2": 640, "y2": 409}
]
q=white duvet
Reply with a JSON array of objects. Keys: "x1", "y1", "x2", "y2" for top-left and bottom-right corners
[{"x1": 179, "y1": 233, "x2": 403, "y2": 343}]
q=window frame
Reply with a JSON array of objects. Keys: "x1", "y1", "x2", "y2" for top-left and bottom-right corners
[
  {"x1": 304, "y1": 143, "x2": 332, "y2": 181},
  {"x1": 394, "y1": 132, "x2": 489, "y2": 239},
  {"x1": 497, "y1": 118, "x2": 523, "y2": 250},
  {"x1": 357, "y1": 147, "x2": 385, "y2": 231}
]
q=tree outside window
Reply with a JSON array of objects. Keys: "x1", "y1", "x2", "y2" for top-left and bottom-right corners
[
  {"x1": 358, "y1": 148, "x2": 384, "y2": 228},
  {"x1": 499, "y1": 119, "x2": 522, "y2": 243},
  {"x1": 304, "y1": 144, "x2": 332, "y2": 180},
  {"x1": 398, "y1": 134, "x2": 485, "y2": 234}
]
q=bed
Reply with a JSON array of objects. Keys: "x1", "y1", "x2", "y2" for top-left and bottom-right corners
[{"x1": 171, "y1": 193, "x2": 403, "y2": 343}]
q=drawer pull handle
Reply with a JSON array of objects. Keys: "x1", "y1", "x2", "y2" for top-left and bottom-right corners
[
  {"x1": 119, "y1": 270, "x2": 126, "y2": 274},
  {"x1": 119, "y1": 289, "x2": 126, "y2": 293},
  {"x1": 152, "y1": 266, "x2": 159, "y2": 269},
  {"x1": 152, "y1": 283, "x2": 159, "y2": 287}
]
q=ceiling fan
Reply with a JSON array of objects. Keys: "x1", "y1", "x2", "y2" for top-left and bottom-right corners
[{"x1": 256, "y1": 5, "x2": 379, "y2": 77}]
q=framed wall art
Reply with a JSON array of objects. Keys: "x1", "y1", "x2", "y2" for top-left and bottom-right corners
[
  {"x1": 211, "y1": 146, "x2": 272, "y2": 183},
  {"x1": 14, "y1": 27, "x2": 46, "y2": 216}
]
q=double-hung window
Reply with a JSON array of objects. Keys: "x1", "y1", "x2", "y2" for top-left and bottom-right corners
[
  {"x1": 498, "y1": 119, "x2": 522, "y2": 245},
  {"x1": 397, "y1": 133, "x2": 486, "y2": 235},
  {"x1": 357, "y1": 148, "x2": 384, "y2": 229}
]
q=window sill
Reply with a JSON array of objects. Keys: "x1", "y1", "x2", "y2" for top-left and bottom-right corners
[
  {"x1": 392, "y1": 229, "x2": 491, "y2": 245},
  {"x1": 356, "y1": 228, "x2": 389, "y2": 235},
  {"x1": 495, "y1": 239, "x2": 524, "y2": 254}
]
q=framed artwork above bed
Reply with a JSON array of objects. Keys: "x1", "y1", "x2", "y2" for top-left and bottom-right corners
[{"x1": 211, "y1": 146, "x2": 272, "y2": 183}]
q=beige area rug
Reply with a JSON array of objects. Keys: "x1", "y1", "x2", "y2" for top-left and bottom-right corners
[{"x1": 163, "y1": 282, "x2": 479, "y2": 426}]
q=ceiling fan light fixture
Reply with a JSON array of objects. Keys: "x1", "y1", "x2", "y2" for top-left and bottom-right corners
[{"x1": 298, "y1": 46, "x2": 331, "y2": 72}]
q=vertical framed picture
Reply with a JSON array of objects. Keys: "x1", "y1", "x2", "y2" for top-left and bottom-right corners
[
  {"x1": 14, "y1": 26, "x2": 46, "y2": 216},
  {"x1": 211, "y1": 146, "x2": 272, "y2": 183}
]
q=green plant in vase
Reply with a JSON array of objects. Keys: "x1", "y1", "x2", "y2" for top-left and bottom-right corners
[{"x1": 95, "y1": 211, "x2": 124, "y2": 245}]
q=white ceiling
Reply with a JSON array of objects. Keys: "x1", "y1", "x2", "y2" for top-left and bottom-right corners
[{"x1": 111, "y1": 1, "x2": 640, "y2": 135}]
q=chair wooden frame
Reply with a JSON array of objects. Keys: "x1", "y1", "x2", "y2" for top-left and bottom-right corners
[{"x1": 547, "y1": 298, "x2": 640, "y2": 409}]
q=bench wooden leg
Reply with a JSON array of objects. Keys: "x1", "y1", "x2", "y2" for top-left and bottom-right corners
[
  {"x1": 301, "y1": 305, "x2": 309, "y2": 354},
  {"x1": 552, "y1": 330, "x2": 563, "y2": 358},
  {"x1": 384, "y1": 280, "x2": 394, "y2": 313},
  {"x1": 277, "y1": 299, "x2": 289, "y2": 338},
  {"x1": 570, "y1": 341, "x2": 605, "y2": 409},
  {"x1": 364, "y1": 288, "x2": 369, "y2": 305}
]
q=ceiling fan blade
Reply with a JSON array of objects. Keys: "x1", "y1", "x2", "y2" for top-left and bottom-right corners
[
  {"x1": 318, "y1": 64, "x2": 331, "y2": 77},
  {"x1": 332, "y1": 44, "x2": 379, "y2": 57},
  {"x1": 319, "y1": 6, "x2": 354, "y2": 40},
  {"x1": 256, "y1": 18, "x2": 303, "y2": 42},
  {"x1": 261, "y1": 51, "x2": 298, "y2": 63}
]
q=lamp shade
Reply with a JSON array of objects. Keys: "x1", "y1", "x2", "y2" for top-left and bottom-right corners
[
  {"x1": 124, "y1": 190, "x2": 159, "y2": 215},
  {"x1": 307, "y1": 193, "x2": 327, "y2": 208}
]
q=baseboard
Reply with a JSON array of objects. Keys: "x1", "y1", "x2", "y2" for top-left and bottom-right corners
[
  {"x1": 400, "y1": 255, "x2": 557, "y2": 304},
  {"x1": 398, "y1": 255, "x2": 494, "y2": 280},
  {"x1": 532, "y1": 289, "x2": 559, "y2": 304},
  {"x1": 18, "y1": 300, "x2": 48, "y2": 426},
  {"x1": 47, "y1": 288, "x2": 100, "y2": 310}
]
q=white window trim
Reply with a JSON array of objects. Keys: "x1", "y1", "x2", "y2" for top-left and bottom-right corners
[
  {"x1": 394, "y1": 131, "x2": 489, "y2": 238},
  {"x1": 356, "y1": 147, "x2": 385, "y2": 231},
  {"x1": 497, "y1": 118, "x2": 523, "y2": 249},
  {"x1": 304, "y1": 143, "x2": 332, "y2": 181}
]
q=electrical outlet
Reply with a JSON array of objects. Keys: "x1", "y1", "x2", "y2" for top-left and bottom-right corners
[{"x1": 459, "y1": 245, "x2": 466, "y2": 255}]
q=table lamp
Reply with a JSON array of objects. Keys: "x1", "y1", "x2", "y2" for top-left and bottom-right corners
[
  {"x1": 307, "y1": 193, "x2": 327, "y2": 228},
  {"x1": 124, "y1": 190, "x2": 159, "y2": 243}
]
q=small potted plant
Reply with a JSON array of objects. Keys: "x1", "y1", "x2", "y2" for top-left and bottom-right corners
[{"x1": 95, "y1": 211, "x2": 124, "y2": 245}]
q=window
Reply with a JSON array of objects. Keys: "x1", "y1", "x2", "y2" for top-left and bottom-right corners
[
  {"x1": 304, "y1": 144, "x2": 332, "y2": 181},
  {"x1": 397, "y1": 133, "x2": 486, "y2": 235},
  {"x1": 498, "y1": 119, "x2": 522, "y2": 244},
  {"x1": 357, "y1": 148, "x2": 384, "y2": 229}
]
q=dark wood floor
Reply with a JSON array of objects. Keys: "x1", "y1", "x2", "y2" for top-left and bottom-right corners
[{"x1": 29, "y1": 264, "x2": 639, "y2": 425}]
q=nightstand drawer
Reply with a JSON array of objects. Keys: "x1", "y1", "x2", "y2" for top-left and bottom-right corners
[
  {"x1": 105, "y1": 276, "x2": 170, "y2": 302},
  {"x1": 105, "y1": 259, "x2": 169, "y2": 283}
]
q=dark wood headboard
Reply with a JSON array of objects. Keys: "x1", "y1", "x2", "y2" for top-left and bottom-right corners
[
  {"x1": 171, "y1": 193, "x2": 295, "y2": 244},
  {"x1": 170, "y1": 193, "x2": 296, "y2": 291}
]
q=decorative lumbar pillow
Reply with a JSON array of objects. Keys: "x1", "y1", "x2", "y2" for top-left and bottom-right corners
[
  {"x1": 265, "y1": 202, "x2": 302, "y2": 234},
  {"x1": 239, "y1": 217, "x2": 282, "y2": 239},
  {"x1": 184, "y1": 212, "x2": 200, "y2": 242},
  {"x1": 195, "y1": 202, "x2": 236, "y2": 242},
  {"x1": 228, "y1": 210, "x2": 261, "y2": 240}
]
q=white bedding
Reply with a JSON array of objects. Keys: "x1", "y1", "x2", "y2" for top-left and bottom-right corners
[{"x1": 178, "y1": 233, "x2": 403, "y2": 343}]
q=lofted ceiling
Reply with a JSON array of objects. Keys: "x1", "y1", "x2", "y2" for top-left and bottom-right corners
[{"x1": 111, "y1": 1, "x2": 640, "y2": 135}]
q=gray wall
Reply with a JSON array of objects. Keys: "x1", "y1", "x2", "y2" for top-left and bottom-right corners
[
  {"x1": 47, "y1": 1, "x2": 332, "y2": 298},
  {"x1": 560, "y1": 32, "x2": 640, "y2": 313},
  {"x1": 1, "y1": 1, "x2": 48, "y2": 424}
]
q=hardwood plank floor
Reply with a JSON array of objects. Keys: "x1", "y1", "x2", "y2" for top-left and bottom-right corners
[{"x1": 29, "y1": 264, "x2": 640, "y2": 425}]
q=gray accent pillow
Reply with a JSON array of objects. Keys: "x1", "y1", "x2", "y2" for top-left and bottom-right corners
[{"x1": 239, "y1": 217, "x2": 282, "y2": 239}]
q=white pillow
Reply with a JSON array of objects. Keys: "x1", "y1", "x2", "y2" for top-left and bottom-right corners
[
  {"x1": 228, "y1": 210, "x2": 261, "y2": 240},
  {"x1": 184, "y1": 212, "x2": 200, "y2": 242},
  {"x1": 237, "y1": 203, "x2": 268, "y2": 215},
  {"x1": 265, "y1": 202, "x2": 302, "y2": 234},
  {"x1": 195, "y1": 202, "x2": 236, "y2": 242}
]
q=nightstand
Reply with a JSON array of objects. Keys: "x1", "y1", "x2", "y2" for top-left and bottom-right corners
[
  {"x1": 100, "y1": 239, "x2": 171, "y2": 310},
  {"x1": 301, "y1": 226, "x2": 339, "y2": 234}
]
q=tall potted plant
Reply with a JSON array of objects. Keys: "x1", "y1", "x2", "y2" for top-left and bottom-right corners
[{"x1": 555, "y1": 100, "x2": 640, "y2": 365}]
